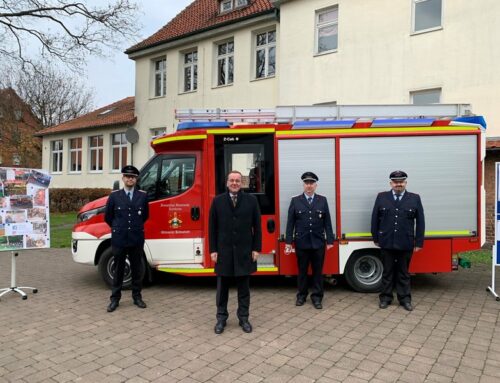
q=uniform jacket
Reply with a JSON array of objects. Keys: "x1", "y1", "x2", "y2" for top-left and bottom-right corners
[
  {"x1": 209, "y1": 190, "x2": 262, "y2": 277},
  {"x1": 371, "y1": 190, "x2": 425, "y2": 251},
  {"x1": 285, "y1": 194, "x2": 335, "y2": 250},
  {"x1": 105, "y1": 188, "x2": 149, "y2": 248}
]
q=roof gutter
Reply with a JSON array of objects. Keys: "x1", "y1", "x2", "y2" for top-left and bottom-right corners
[{"x1": 126, "y1": 9, "x2": 278, "y2": 59}]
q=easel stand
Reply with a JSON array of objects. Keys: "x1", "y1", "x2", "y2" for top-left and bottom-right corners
[
  {"x1": 487, "y1": 246, "x2": 500, "y2": 301},
  {"x1": 0, "y1": 251, "x2": 38, "y2": 300}
]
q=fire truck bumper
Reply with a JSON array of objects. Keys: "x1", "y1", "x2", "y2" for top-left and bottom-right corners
[{"x1": 71, "y1": 232, "x2": 107, "y2": 265}]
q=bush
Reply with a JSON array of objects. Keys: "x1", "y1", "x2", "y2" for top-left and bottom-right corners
[{"x1": 50, "y1": 188, "x2": 111, "y2": 213}]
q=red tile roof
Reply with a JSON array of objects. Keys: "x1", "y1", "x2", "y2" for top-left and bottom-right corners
[
  {"x1": 487, "y1": 139, "x2": 500, "y2": 150},
  {"x1": 37, "y1": 97, "x2": 136, "y2": 136},
  {"x1": 126, "y1": 0, "x2": 275, "y2": 54}
]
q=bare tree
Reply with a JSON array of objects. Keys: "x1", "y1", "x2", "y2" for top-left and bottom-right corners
[
  {"x1": 2, "y1": 63, "x2": 95, "y2": 127},
  {"x1": 0, "y1": 0, "x2": 138, "y2": 70}
]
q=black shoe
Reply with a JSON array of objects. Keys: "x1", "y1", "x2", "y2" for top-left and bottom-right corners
[
  {"x1": 133, "y1": 298, "x2": 147, "y2": 309},
  {"x1": 312, "y1": 301, "x2": 322, "y2": 309},
  {"x1": 295, "y1": 297, "x2": 306, "y2": 306},
  {"x1": 239, "y1": 320, "x2": 253, "y2": 333},
  {"x1": 107, "y1": 301, "x2": 119, "y2": 312},
  {"x1": 214, "y1": 320, "x2": 226, "y2": 334},
  {"x1": 401, "y1": 302, "x2": 413, "y2": 311},
  {"x1": 379, "y1": 301, "x2": 389, "y2": 309}
]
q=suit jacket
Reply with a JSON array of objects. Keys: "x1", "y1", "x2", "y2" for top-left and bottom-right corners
[
  {"x1": 371, "y1": 190, "x2": 425, "y2": 251},
  {"x1": 285, "y1": 194, "x2": 334, "y2": 250},
  {"x1": 209, "y1": 190, "x2": 262, "y2": 277},
  {"x1": 105, "y1": 188, "x2": 149, "y2": 248}
]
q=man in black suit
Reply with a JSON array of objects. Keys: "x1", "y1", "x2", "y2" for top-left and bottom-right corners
[
  {"x1": 371, "y1": 170, "x2": 425, "y2": 311},
  {"x1": 285, "y1": 172, "x2": 334, "y2": 309},
  {"x1": 104, "y1": 165, "x2": 149, "y2": 313},
  {"x1": 209, "y1": 170, "x2": 262, "y2": 334}
]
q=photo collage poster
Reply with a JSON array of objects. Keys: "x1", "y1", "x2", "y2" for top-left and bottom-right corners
[{"x1": 0, "y1": 167, "x2": 51, "y2": 251}]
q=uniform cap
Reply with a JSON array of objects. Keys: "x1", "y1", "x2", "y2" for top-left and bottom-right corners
[
  {"x1": 301, "y1": 171, "x2": 319, "y2": 182},
  {"x1": 121, "y1": 165, "x2": 140, "y2": 177},
  {"x1": 389, "y1": 170, "x2": 407, "y2": 181}
]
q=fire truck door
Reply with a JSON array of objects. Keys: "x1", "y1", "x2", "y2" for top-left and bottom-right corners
[{"x1": 214, "y1": 134, "x2": 277, "y2": 267}]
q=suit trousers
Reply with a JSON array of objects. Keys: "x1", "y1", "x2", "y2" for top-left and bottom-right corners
[
  {"x1": 379, "y1": 249, "x2": 412, "y2": 304},
  {"x1": 216, "y1": 275, "x2": 250, "y2": 322},
  {"x1": 110, "y1": 246, "x2": 143, "y2": 302},
  {"x1": 296, "y1": 246, "x2": 325, "y2": 302}
]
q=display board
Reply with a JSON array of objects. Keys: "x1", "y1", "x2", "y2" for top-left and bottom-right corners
[{"x1": 0, "y1": 167, "x2": 51, "y2": 251}]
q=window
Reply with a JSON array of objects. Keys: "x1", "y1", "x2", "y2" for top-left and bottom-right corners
[
  {"x1": 153, "y1": 57, "x2": 167, "y2": 97},
  {"x1": 316, "y1": 7, "x2": 338, "y2": 54},
  {"x1": 137, "y1": 155, "x2": 196, "y2": 201},
  {"x1": 410, "y1": 88, "x2": 441, "y2": 104},
  {"x1": 413, "y1": 0, "x2": 442, "y2": 32},
  {"x1": 111, "y1": 133, "x2": 127, "y2": 171},
  {"x1": 220, "y1": 0, "x2": 247, "y2": 13},
  {"x1": 69, "y1": 137, "x2": 82, "y2": 173},
  {"x1": 217, "y1": 41, "x2": 234, "y2": 86},
  {"x1": 255, "y1": 30, "x2": 276, "y2": 79},
  {"x1": 51, "y1": 140, "x2": 63, "y2": 173},
  {"x1": 89, "y1": 135, "x2": 103, "y2": 172},
  {"x1": 183, "y1": 50, "x2": 198, "y2": 92}
]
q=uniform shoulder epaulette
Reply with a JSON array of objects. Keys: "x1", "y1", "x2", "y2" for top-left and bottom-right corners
[
  {"x1": 138, "y1": 189, "x2": 147, "y2": 193},
  {"x1": 111, "y1": 189, "x2": 119, "y2": 193}
]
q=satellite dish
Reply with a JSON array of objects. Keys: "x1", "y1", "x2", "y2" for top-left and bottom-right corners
[{"x1": 125, "y1": 128, "x2": 139, "y2": 144}]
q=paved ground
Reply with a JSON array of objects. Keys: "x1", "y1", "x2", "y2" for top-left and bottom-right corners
[{"x1": 0, "y1": 249, "x2": 500, "y2": 383}]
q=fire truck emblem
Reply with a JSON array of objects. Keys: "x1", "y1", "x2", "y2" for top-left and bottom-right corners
[{"x1": 168, "y1": 212, "x2": 183, "y2": 229}]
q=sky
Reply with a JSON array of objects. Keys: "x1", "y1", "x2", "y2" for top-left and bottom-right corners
[{"x1": 84, "y1": 0, "x2": 193, "y2": 108}]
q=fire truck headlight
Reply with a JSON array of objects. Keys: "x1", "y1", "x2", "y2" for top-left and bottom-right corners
[{"x1": 77, "y1": 206, "x2": 106, "y2": 223}]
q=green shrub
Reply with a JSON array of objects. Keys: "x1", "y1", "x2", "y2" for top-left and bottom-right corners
[{"x1": 50, "y1": 188, "x2": 111, "y2": 213}]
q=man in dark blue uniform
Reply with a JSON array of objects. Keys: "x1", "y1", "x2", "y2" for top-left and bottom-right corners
[
  {"x1": 371, "y1": 170, "x2": 425, "y2": 311},
  {"x1": 104, "y1": 165, "x2": 149, "y2": 312},
  {"x1": 285, "y1": 172, "x2": 334, "y2": 309}
]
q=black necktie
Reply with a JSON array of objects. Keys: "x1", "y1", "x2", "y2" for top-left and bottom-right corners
[
  {"x1": 307, "y1": 197, "x2": 313, "y2": 205},
  {"x1": 232, "y1": 195, "x2": 237, "y2": 207},
  {"x1": 127, "y1": 191, "x2": 132, "y2": 201},
  {"x1": 395, "y1": 194, "x2": 401, "y2": 202}
]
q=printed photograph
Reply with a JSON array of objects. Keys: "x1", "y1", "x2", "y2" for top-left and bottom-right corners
[
  {"x1": 3, "y1": 181, "x2": 27, "y2": 197},
  {"x1": 32, "y1": 222, "x2": 48, "y2": 235},
  {"x1": 0, "y1": 235, "x2": 24, "y2": 251},
  {"x1": 0, "y1": 224, "x2": 4, "y2": 236},
  {"x1": 26, "y1": 234, "x2": 47, "y2": 249},
  {"x1": 10, "y1": 195, "x2": 34, "y2": 209},
  {"x1": 15, "y1": 169, "x2": 31, "y2": 182},
  {"x1": 30, "y1": 188, "x2": 47, "y2": 207},
  {"x1": 0, "y1": 197, "x2": 9, "y2": 208},
  {"x1": 28, "y1": 170, "x2": 51, "y2": 188},
  {"x1": 5, "y1": 210, "x2": 27, "y2": 224},
  {"x1": 27, "y1": 208, "x2": 47, "y2": 221}
]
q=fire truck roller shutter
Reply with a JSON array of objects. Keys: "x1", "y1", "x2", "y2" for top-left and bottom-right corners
[
  {"x1": 339, "y1": 135, "x2": 477, "y2": 240},
  {"x1": 278, "y1": 139, "x2": 336, "y2": 236}
]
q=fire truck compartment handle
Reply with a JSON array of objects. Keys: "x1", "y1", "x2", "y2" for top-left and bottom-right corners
[
  {"x1": 191, "y1": 207, "x2": 200, "y2": 221},
  {"x1": 267, "y1": 218, "x2": 275, "y2": 233}
]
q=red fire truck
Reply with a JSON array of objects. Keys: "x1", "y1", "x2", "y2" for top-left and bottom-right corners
[{"x1": 72, "y1": 104, "x2": 485, "y2": 292}]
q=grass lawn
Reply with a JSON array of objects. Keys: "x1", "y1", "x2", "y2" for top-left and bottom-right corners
[
  {"x1": 457, "y1": 249, "x2": 492, "y2": 266},
  {"x1": 50, "y1": 211, "x2": 77, "y2": 248}
]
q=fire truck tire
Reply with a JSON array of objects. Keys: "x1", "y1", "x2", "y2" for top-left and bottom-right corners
[
  {"x1": 98, "y1": 247, "x2": 146, "y2": 289},
  {"x1": 344, "y1": 251, "x2": 383, "y2": 293}
]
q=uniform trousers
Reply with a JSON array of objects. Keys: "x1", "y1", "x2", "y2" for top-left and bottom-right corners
[
  {"x1": 296, "y1": 246, "x2": 325, "y2": 302},
  {"x1": 216, "y1": 275, "x2": 250, "y2": 322},
  {"x1": 110, "y1": 246, "x2": 143, "y2": 302},
  {"x1": 379, "y1": 249, "x2": 412, "y2": 304}
]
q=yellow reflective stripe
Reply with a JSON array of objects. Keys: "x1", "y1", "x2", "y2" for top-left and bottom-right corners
[
  {"x1": 157, "y1": 266, "x2": 278, "y2": 274},
  {"x1": 153, "y1": 134, "x2": 207, "y2": 145},
  {"x1": 208, "y1": 128, "x2": 275, "y2": 134},
  {"x1": 344, "y1": 230, "x2": 473, "y2": 238},
  {"x1": 277, "y1": 126, "x2": 478, "y2": 137}
]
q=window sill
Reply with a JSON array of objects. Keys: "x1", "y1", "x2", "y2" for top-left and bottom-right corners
[
  {"x1": 410, "y1": 26, "x2": 443, "y2": 36},
  {"x1": 178, "y1": 89, "x2": 198, "y2": 95},
  {"x1": 250, "y1": 75, "x2": 276, "y2": 83},
  {"x1": 68, "y1": 172, "x2": 82, "y2": 175},
  {"x1": 50, "y1": 172, "x2": 63, "y2": 175},
  {"x1": 314, "y1": 49, "x2": 338, "y2": 58},
  {"x1": 212, "y1": 83, "x2": 234, "y2": 90},
  {"x1": 149, "y1": 95, "x2": 166, "y2": 100},
  {"x1": 88, "y1": 171, "x2": 103, "y2": 174}
]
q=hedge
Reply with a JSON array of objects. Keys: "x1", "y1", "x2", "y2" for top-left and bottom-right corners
[{"x1": 50, "y1": 188, "x2": 111, "y2": 213}]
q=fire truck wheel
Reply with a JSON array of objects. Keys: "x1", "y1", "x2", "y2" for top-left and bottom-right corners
[
  {"x1": 98, "y1": 247, "x2": 146, "y2": 289},
  {"x1": 344, "y1": 251, "x2": 383, "y2": 293}
]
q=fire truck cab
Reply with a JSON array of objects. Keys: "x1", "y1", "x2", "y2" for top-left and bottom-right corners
[{"x1": 72, "y1": 104, "x2": 485, "y2": 292}]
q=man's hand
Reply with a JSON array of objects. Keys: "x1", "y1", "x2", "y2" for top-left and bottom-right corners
[
  {"x1": 210, "y1": 252, "x2": 218, "y2": 262},
  {"x1": 374, "y1": 242, "x2": 380, "y2": 247},
  {"x1": 284, "y1": 244, "x2": 292, "y2": 254},
  {"x1": 252, "y1": 251, "x2": 259, "y2": 261},
  {"x1": 414, "y1": 247, "x2": 422, "y2": 252},
  {"x1": 326, "y1": 244, "x2": 334, "y2": 251}
]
